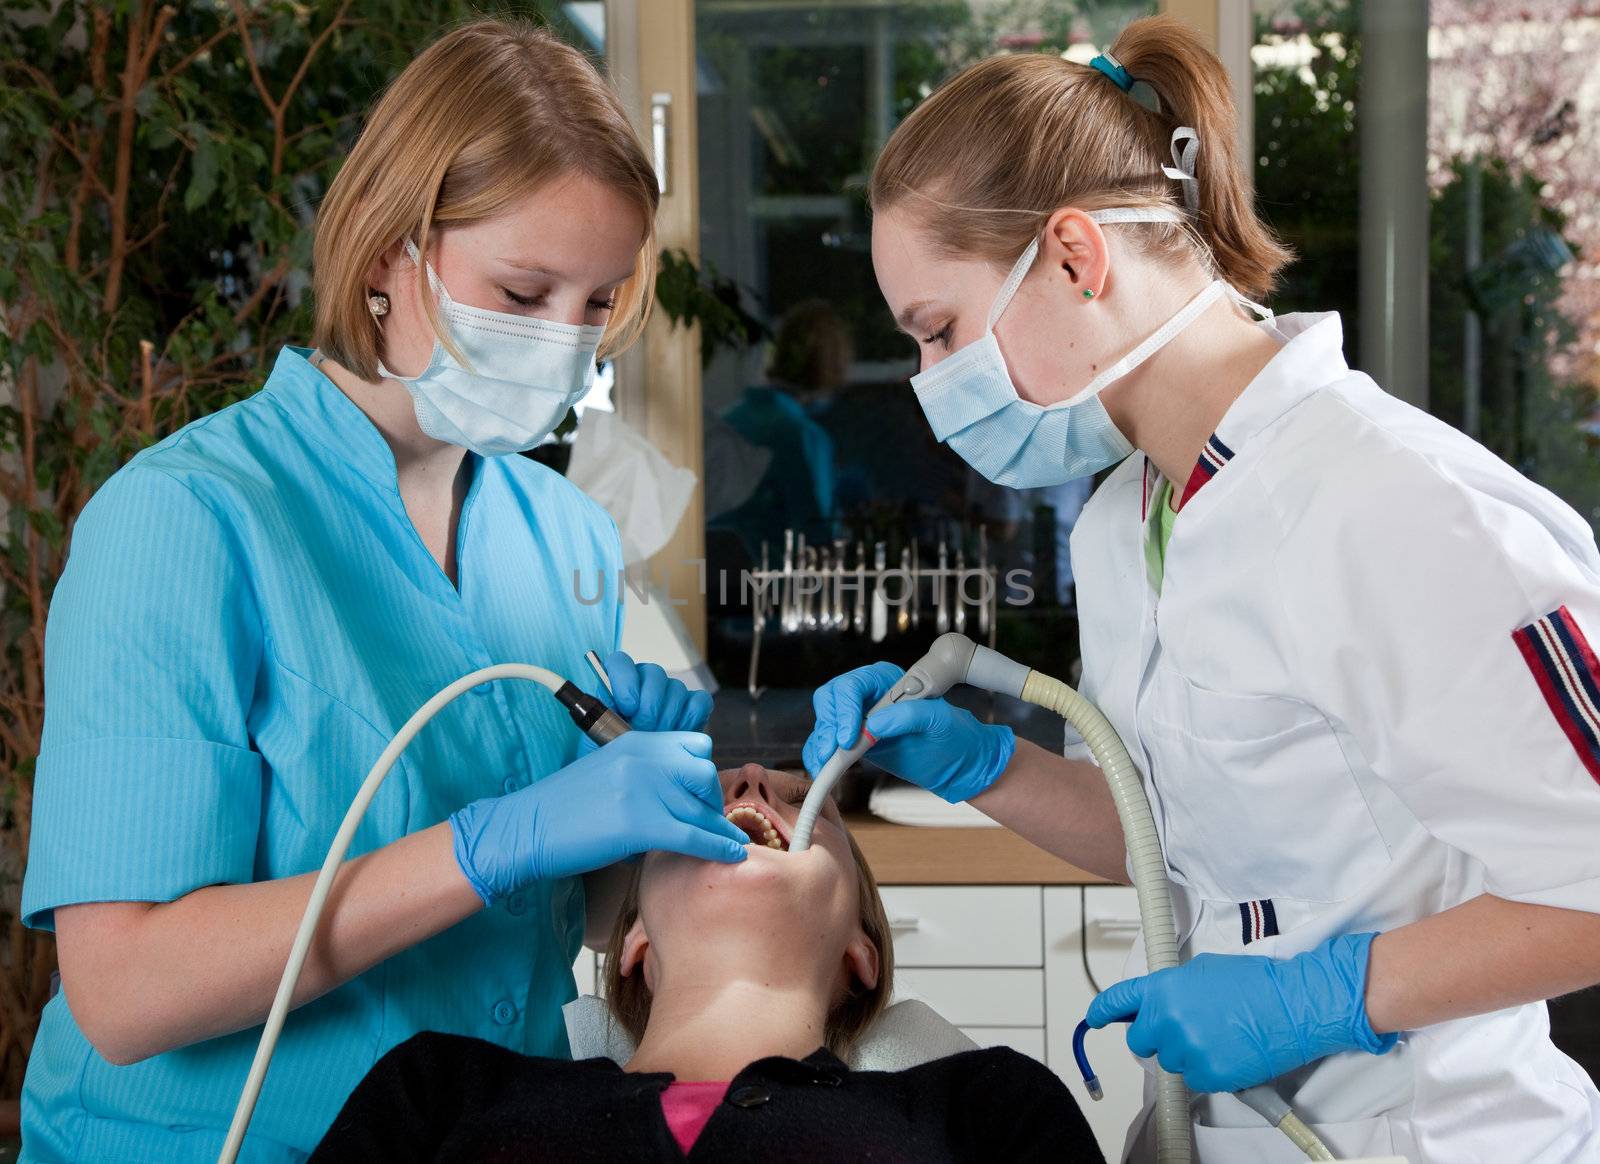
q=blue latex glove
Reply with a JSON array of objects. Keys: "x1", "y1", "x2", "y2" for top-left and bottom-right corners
[
  {"x1": 449, "y1": 730, "x2": 747, "y2": 905},
  {"x1": 598, "y1": 650, "x2": 712, "y2": 733},
  {"x1": 803, "y1": 662, "x2": 1016, "y2": 804},
  {"x1": 1085, "y1": 933, "x2": 1397, "y2": 1094}
]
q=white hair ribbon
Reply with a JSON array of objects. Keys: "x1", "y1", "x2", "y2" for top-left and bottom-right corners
[{"x1": 1160, "y1": 126, "x2": 1200, "y2": 215}]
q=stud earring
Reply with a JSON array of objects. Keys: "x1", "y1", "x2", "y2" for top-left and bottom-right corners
[
  {"x1": 367, "y1": 292, "x2": 390, "y2": 317},
  {"x1": 1082, "y1": 288, "x2": 1096, "y2": 300}
]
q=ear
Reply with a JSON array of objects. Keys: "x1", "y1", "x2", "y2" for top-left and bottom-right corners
[
  {"x1": 843, "y1": 927, "x2": 880, "y2": 993},
  {"x1": 1038, "y1": 207, "x2": 1112, "y2": 300},
  {"x1": 365, "y1": 238, "x2": 412, "y2": 298},
  {"x1": 617, "y1": 914, "x2": 652, "y2": 984}
]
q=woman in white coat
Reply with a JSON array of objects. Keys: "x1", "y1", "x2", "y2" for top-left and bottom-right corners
[{"x1": 807, "y1": 15, "x2": 1600, "y2": 1162}]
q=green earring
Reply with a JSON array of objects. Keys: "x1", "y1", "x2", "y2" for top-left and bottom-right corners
[{"x1": 1082, "y1": 288, "x2": 1096, "y2": 300}]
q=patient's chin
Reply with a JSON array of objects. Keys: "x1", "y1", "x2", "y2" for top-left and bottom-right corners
[{"x1": 642, "y1": 832, "x2": 851, "y2": 917}]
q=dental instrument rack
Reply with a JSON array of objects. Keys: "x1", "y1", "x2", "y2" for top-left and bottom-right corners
[
  {"x1": 746, "y1": 526, "x2": 998, "y2": 699},
  {"x1": 793, "y1": 632, "x2": 1337, "y2": 1164},
  {"x1": 217, "y1": 655, "x2": 630, "y2": 1164}
]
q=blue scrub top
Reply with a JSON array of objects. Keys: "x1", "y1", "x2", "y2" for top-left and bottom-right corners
[{"x1": 20, "y1": 348, "x2": 624, "y2": 1163}]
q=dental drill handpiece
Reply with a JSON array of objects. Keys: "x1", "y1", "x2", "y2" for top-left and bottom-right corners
[
  {"x1": 555, "y1": 650, "x2": 634, "y2": 744},
  {"x1": 789, "y1": 635, "x2": 1014, "y2": 852}
]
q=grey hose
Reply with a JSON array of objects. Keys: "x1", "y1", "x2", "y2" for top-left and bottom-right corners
[{"x1": 1020, "y1": 671, "x2": 1193, "y2": 1164}]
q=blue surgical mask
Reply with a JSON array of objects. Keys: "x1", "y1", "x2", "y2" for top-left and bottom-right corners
[
  {"x1": 910, "y1": 207, "x2": 1269, "y2": 489},
  {"x1": 381, "y1": 240, "x2": 605, "y2": 457}
]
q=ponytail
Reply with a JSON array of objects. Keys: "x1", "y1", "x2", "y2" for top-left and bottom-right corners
[
  {"x1": 1110, "y1": 16, "x2": 1291, "y2": 298},
  {"x1": 871, "y1": 15, "x2": 1292, "y2": 301}
]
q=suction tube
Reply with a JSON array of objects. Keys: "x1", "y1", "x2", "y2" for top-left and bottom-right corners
[
  {"x1": 1017, "y1": 666, "x2": 1193, "y2": 1164},
  {"x1": 219, "y1": 662, "x2": 628, "y2": 1164},
  {"x1": 796, "y1": 634, "x2": 1334, "y2": 1163}
]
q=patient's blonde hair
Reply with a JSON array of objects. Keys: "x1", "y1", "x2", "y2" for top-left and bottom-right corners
[
  {"x1": 870, "y1": 15, "x2": 1291, "y2": 299},
  {"x1": 603, "y1": 827, "x2": 895, "y2": 1058},
  {"x1": 313, "y1": 19, "x2": 659, "y2": 380}
]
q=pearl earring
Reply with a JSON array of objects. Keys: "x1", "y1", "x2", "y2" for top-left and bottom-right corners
[{"x1": 367, "y1": 293, "x2": 390, "y2": 317}]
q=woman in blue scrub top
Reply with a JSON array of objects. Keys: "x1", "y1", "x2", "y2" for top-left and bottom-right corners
[{"x1": 18, "y1": 21, "x2": 750, "y2": 1163}]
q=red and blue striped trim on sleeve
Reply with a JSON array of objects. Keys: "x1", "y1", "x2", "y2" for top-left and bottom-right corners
[{"x1": 1513, "y1": 606, "x2": 1600, "y2": 786}]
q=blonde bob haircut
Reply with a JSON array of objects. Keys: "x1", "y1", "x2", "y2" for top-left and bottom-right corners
[
  {"x1": 870, "y1": 15, "x2": 1291, "y2": 301},
  {"x1": 314, "y1": 19, "x2": 659, "y2": 381}
]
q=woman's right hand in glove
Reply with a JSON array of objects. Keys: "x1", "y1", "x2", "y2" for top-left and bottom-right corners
[
  {"x1": 449, "y1": 731, "x2": 748, "y2": 905},
  {"x1": 803, "y1": 662, "x2": 1015, "y2": 805}
]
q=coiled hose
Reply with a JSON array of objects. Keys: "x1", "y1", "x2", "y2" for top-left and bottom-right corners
[
  {"x1": 1021, "y1": 671, "x2": 1333, "y2": 1162},
  {"x1": 1020, "y1": 671, "x2": 1193, "y2": 1164}
]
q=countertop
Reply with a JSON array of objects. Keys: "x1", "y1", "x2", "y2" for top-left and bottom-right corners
[{"x1": 844, "y1": 813, "x2": 1106, "y2": 885}]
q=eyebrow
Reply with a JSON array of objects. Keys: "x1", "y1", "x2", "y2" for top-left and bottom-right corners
[
  {"x1": 500, "y1": 258, "x2": 635, "y2": 288},
  {"x1": 894, "y1": 299, "x2": 937, "y2": 336}
]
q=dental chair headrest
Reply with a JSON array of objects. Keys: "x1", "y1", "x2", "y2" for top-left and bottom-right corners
[{"x1": 562, "y1": 995, "x2": 978, "y2": 1072}]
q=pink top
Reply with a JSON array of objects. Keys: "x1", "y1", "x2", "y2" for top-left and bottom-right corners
[{"x1": 659, "y1": 1080, "x2": 730, "y2": 1154}]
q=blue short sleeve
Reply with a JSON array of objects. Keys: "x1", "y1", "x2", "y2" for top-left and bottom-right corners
[{"x1": 22, "y1": 465, "x2": 264, "y2": 930}]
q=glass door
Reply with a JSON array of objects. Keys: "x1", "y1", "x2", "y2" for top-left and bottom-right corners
[{"x1": 692, "y1": 1, "x2": 1157, "y2": 694}]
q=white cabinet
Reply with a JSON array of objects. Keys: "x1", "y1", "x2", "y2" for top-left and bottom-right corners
[
  {"x1": 1047, "y1": 886, "x2": 1148, "y2": 1162},
  {"x1": 883, "y1": 883, "x2": 1145, "y2": 1163},
  {"x1": 880, "y1": 885, "x2": 1043, "y2": 966}
]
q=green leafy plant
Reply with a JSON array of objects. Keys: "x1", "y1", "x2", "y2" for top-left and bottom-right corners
[
  {"x1": 654, "y1": 246, "x2": 770, "y2": 367},
  {"x1": 0, "y1": 0, "x2": 592, "y2": 1101}
]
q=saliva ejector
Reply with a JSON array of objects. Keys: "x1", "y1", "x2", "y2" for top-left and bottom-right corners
[
  {"x1": 217, "y1": 654, "x2": 629, "y2": 1164},
  {"x1": 793, "y1": 633, "x2": 1338, "y2": 1164}
]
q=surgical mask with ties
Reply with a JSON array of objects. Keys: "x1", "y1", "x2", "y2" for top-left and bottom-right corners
[
  {"x1": 910, "y1": 207, "x2": 1272, "y2": 489},
  {"x1": 380, "y1": 239, "x2": 606, "y2": 457}
]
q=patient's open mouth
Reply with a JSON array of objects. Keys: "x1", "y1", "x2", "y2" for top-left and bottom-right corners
[{"x1": 725, "y1": 802, "x2": 791, "y2": 851}]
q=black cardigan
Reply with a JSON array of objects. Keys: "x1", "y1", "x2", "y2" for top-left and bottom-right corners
[{"x1": 311, "y1": 1030, "x2": 1105, "y2": 1162}]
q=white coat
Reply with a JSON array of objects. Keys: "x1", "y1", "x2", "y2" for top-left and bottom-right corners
[{"x1": 1068, "y1": 312, "x2": 1600, "y2": 1163}]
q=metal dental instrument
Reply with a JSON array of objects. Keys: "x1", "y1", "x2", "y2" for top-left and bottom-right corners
[
  {"x1": 838, "y1": 537, "x2": 851, "y2": 626},
  {"x1": 795, "y1": 535, "x2": 810, "y2": 632},
  {"x1": 978, "y1": 527, "x2": 991, "y2": 639},
  {"x1": 896, "y1": 546, "x2": 912, "y2": 634},
  {"x1": 953, "y1": 536, "x2": 967, "y2": 635},
  {"x1": 804, "y1": 544, "x2": 821, "y2": 631},
  {"x1": 748, "y1": 543, "x2": 770, "y2": 698},
  {"x1": 853, "y1": 541, "x2": 867, "y2": 634},
  {"x1": 911, "y1": 540, "x2": 921, "y2": 628},
  {"x1": 870, "y1": 541, "x2": 888, "y2": 643},
  {"x1": 781, "y1": 529, "x2": 796, "y2": 633},
  {"x1": 936, "y1": 538, "x2": 950, "y2": 633}
]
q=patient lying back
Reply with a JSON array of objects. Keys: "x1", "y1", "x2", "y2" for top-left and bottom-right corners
[{"x1": 312, "y1": 764, "x2": 1102, "y2": 1162}]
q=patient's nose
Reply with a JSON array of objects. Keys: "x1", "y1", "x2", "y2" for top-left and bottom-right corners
[{"x1": 726, "y1": 763, "x2": 771, "y2": 805}]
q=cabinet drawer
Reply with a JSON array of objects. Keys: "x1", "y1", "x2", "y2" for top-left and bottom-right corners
[
  {"x1": 895, "y1": 968, "x2": 1044, "y2": 1026},
  {"x1": 959, "y1": 1026, "x2": 1047, "y2": 1062},
  {"x1": 1083, "y1": 885, "x2": 1142, "y2": 993},
  {"x1": 879, "y1": 886, "x2": 1042, "y2": 967}
]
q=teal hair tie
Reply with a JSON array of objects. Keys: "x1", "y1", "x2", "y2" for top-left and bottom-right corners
[
  {"x1": 1089, "y1": 53, "x2": 1133, "y2": 92},
  {"x1": 1089, "y1": 52, "x2": 1163, "y2": 113}
]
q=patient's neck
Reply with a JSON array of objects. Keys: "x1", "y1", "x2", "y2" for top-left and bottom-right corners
[{"x1": 624, "y1": 947, "x2": 835, "y2": 1081}]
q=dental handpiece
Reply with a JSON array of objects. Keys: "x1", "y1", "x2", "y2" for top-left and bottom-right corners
[{"x1": 570, "y1": 650, "x2": 633, "y2": 744}]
